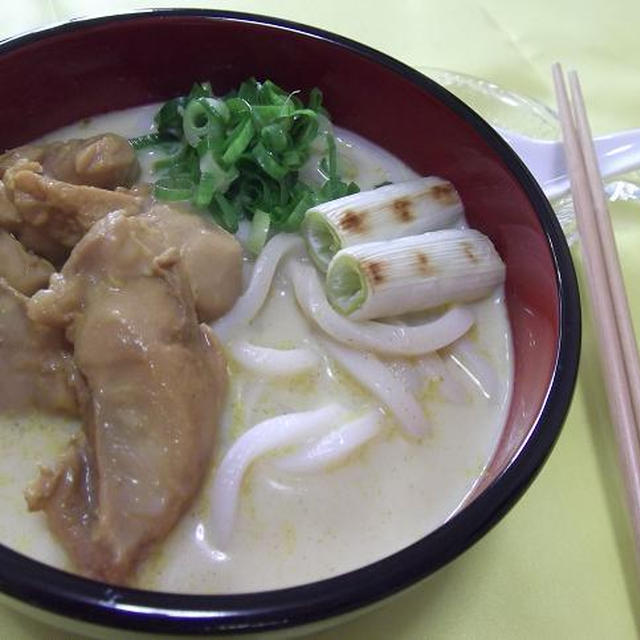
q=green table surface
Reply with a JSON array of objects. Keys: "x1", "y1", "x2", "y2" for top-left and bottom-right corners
[{"x1": 2, "y1": 1, "x2": 640, "y2": 638}]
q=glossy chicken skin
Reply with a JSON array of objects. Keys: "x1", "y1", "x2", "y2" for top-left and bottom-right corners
[
  {"x1": 0, "y1": 229, "x2": 54, "y2": 295},
  {"x1": 27, "y1": 212, "x2": 230, "y2": 583},
  {"x1": 0, "y1": 133, "x2": 140, "y2": 264},
  {"x1": 0, "y1": 162, "x2": 143, "y2": 264},
  {"x1": 0, "y1": 278, "x2": 79, "y2": 414},
  {"x1": 0, "y1": 226, "x2": 75, "y2": 415},
  {"x1": 0, "y1": 134, "x2": 139, "y2": 190},
  {"x1": 139, "y1": 204, "x2": 243, "y2": 322}
]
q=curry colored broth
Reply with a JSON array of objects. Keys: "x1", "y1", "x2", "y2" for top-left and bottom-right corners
[{"x1": 0, "y1": 105, "x2": 513, "y2": 592}]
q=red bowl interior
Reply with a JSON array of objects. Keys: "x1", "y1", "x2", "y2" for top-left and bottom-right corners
[{"x1": 0, "y1": 10, "x2": 579, "y2": 635}]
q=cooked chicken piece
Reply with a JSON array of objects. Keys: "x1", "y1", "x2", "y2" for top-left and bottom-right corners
[
  {"x1": 140, "y1": 204, "x2": 243, "y2": 321},
  {"x1": 0, "y1": 133, "x2": 141, "y2": 262},
  {"x1": 1, "y1": 163, "x2": 143, "y2": 263},
  {"x1": 0, "y1": 230, "x2": 54, "y2": 295},
  {"x1": 0, "y1": 278, "x2": 79, "y2": 414},
  {"x1": 0, "y1": 134, "x2": 139, "y2": 189},
  {"x1": 27, "y1": 211, "x2": 228, "y2": 584},
  {"x1": 0, "y1": 180, "x2": 20, "y2": 228}
]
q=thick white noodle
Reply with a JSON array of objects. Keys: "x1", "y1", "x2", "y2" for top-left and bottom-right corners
[
  {"x1": 289, "y1": 261, "x2": 475, "y2": 356},
  {"x1": 229, "y1": 341, "x2": 320, "y2": 377},
  {"x1": 320, "y1": 337, "x2": 429, "y2": 438},
  {"x1": 275, "y1": 410, "x2": 383, "y2": 473},
  {"x1": 211, "y1": 234, "x2": 304, "y2": 341},
  {"x1": 383, "y1": 357, "x2": 424, "y2": 393},
  {"x1": 211, "y1": 404, "x2": 347, "y2": 548},
  {"x1": 415, "y1": 352, "x2": 470, "y2": 404},
  {"x1": 447, "y1": 337, "x2": 499, "y2": 400}
]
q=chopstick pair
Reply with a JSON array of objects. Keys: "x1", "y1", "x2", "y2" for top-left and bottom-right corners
[{"x1": 552, "y1": 64, "x2": 640, "y2": 563}]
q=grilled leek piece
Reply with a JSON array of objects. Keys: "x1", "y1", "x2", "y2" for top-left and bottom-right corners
[
  {"x1": 302, "y1": 177, "x2": 463, "y2": 271},
  {"x1": 325, "y1": 228, "x2": 505, "y2": 320}
]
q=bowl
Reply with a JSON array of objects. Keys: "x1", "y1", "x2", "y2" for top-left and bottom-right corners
[{"x1": 0, "y1": 9, "x2": 580, "y2": 638}]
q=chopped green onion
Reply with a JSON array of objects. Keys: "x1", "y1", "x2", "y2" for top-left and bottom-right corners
[
  {"x1": 261, "y1": 123, "x2": 289, "y2": 152},
  {"x1": 195, "y1": 172, "x2": 216, "y2": 208},
  {"x1": 222, "y1": 117, "x2": 254, "y2": 165},
  {"x1": 282, "y1": 149, "x2": 302, "y2": 168},
  {"x1": 252, "y1": 142, "x2": 288, "y2": 180},
  {"x1": 246, "y1": 209, "x2": 271, "y2": 255},
  {"x1": 325, "y1": 133, "x2": 339, "y2": 188},
  {"x1": 308, "y1": 87, "x2": 323, "y2": 112},
  {"x1": 183, "y1": 100, "x2": 211, "y2": 147},
  {"x1": 238, "y1": 78, "x2": 260, "y2": 103},
  {"x1": 202, "y1": 97, "x2": 230, "y2": 123},
  {"x1": 199, "y1": 151, "x2": 237, "y2": 193},
  {"x1": 281, "y1": 193, "x2": 314, "y2": 232},
  {"x1": 226, "y1": 97, "x2": 251, "y2": 118},
  {"x1": 129, "y1": 132, "x2": 164, "y2": 150},
  {"x1": 211, "y1": 193, "x2": 239, "y2": 233},
  {"x1": 154, "y1": 176, "x2": 194, "y2": 202},
  {"x1": 131, "y1": 78, "x2": 360, "y2": 250},
  {"x1": 288, "y1": 108, "x2": 319, "y2": 148},
  {"x1": 152, "y1": 142, "x2": 188, "y2": 171},
  {"x1": 154, "y1": 98, "x2": 187, "y2": 139},
  {"x1": 252, "y1": 104, "x2": 291, "y2": 127}
]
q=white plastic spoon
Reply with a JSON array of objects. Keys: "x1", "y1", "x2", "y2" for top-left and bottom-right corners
[{"x1": 498, "y1": 127, "x2": 640, "y2": 199}]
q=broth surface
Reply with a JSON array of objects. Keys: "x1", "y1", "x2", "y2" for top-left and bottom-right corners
[{"x1": 0, "y1": 105, "x2": 513, "y2": 592}]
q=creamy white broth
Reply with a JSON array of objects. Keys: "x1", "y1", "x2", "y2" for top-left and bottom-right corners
[{"x1": 0, "y1": 104, "x2": 513, "y2": 592}]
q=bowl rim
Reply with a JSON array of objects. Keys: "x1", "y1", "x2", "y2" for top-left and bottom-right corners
[{"x1": 0, "y1": 8, "x2": 581, "y2": 636}]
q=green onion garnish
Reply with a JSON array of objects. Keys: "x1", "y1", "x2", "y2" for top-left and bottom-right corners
[
  {"x1": 129, "y1": 132, "x2": 164, "y2": 150},
  {"x1": 130, "y1": 78, "x2": 360, "y2": 248},
  {"x1": 154, "y1": 176, "x2": 195, "y2": 202},
  {"x1": 246, "y1": 209, "x2": 271, "y2": 255}
]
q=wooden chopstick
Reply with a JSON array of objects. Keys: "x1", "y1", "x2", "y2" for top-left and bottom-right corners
[
  {"x1": 567, "y1": 71, "x2": 640, "y2": 427},
  {"x1": 552, "y1": 63, "x2": 640, "y2": 564}
]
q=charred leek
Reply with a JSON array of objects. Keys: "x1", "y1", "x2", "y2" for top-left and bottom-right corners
[
  {"x1": 302, "y1": 177, "x2": 463, "y2": 271},
  {"x1": 325, "y1": 228, "x2": 505, "y2": 320}
]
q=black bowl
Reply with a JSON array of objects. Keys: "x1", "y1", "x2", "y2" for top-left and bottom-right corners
[{"x1": 0, "y1": 9, "x2": 580, "y2": 638}]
